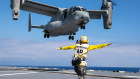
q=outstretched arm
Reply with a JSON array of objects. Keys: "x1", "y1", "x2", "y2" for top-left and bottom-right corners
[
  {"x1": 56, "y1": 45, "x2": 77, "y2": 50},
  {"x1": 88, "y1": 43, "x2": 112, "y2": 51}
]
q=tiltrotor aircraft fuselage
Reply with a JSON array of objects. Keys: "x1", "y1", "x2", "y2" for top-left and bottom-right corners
[{"x1": 10, "y1": 0, "x2": 113, "y2": 40}]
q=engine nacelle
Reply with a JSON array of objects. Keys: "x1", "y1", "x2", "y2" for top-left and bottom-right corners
[
  {"x1": 103, "y1": 2, "x2": 113, "y2": 29},
  {"x1": 10, "y1": 0, "x2": 22, "y2": 20}
]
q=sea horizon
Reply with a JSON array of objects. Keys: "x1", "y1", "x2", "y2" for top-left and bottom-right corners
[{"x1": 0, "y1": 65, "x2": 140, "y2": 73}]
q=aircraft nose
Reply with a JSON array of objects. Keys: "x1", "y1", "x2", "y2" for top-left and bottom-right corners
[
  {"x1": 79, "y1": 12, "x2": 90, "y2": 23},
  {"x1": 81, "y1": 15, "x2": 90, "y2": 23},
  {"x1": 74, "y1": 11, "x2": 90, "y2": 23}
]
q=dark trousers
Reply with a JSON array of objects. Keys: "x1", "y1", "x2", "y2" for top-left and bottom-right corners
[{"x1": 74, "y1": 65, "x2": 87, "y2": 77}]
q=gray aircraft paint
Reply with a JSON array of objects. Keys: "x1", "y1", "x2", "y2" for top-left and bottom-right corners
[{"x1": 10, "y1": 0, "x2": 113, "y2": 38}]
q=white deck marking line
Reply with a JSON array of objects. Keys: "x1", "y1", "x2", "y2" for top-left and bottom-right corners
[
  {"x1": 124, "y1": 76, "x2": 140, "y2": 78},
  {"x1": 0, "y1": 72, "x2": 38, "y2": 76}
]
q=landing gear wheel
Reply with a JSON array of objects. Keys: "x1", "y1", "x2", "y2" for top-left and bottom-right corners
[
  {"x1": 47, "y1": 34, "x2": 50, "y2": 38},
  {"x1": 69, "y1": 35, "x2": 74, "y2": 40},
  {"x1": 81, "y1": 26, "x2": 83, "y2": 29},
  {"x1": 81, "y1": 25, "x2": 85, "y2": 29},
  {"x1": 44, "y1": 33, "x2": 47, "y2": 38},
  {"x1": 83, "y1": 26, "x2": 85, "y2": 29},
  {"x1": 69, "y1": 36, "x2": 71, "y2": 40},
  {"x1": 71, "y1": 36, "x2": 74, "y2": 40}
]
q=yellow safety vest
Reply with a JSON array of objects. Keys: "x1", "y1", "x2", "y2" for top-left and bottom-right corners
[{"x1": 60, "y1": 43, "x2": 108, "y2": 66}]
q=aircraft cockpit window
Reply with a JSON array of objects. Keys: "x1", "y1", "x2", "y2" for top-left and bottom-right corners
[
  {"x1": 69, "y1": 7, "x2": 86, "y2": 13},
  {"x1": 81, "y1": 8, "x2": 87, "y2": 12},
  {"x1": 73, "y1": 7, "x2": 81, "y2": 12}
]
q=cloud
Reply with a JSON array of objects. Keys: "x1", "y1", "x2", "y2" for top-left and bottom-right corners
[
  {"x1": 0, "y1": 39, "x2": 76, "y2": 66},
  {"x1": 87, "y1": 43, "x2": 140, "y2": 67},
  {"x1": 0, "y1": 39, "x2": 140, "y2": 67},
  {"x1": 0, "y1": 39, "x2": 73, "y2": 58}
]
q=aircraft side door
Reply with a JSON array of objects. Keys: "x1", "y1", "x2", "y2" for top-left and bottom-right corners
[{"x1": 63, "y1": 9, "x2": 68, "y2": 19}]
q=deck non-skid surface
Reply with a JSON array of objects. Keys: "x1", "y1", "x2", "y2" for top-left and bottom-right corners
[{"x1": 0, "y1": 70, "x2": 140, "y2": 79}]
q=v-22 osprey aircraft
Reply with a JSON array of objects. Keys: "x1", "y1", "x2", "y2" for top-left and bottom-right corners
[{"x1": 10, "y1": 0, "x2": 113, "y2": 40}]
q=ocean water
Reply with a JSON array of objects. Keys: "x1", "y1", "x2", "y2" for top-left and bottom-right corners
[{"x1": 9, "y1": 66, "x2": 140, "y2": 73}]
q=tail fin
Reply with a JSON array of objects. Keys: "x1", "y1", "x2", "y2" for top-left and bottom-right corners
[
  {"x1": 28, "y1": 13, "x2": 44, "y2": 32},
  {"x1": 28, "y1": 13, "x2": 32, "y2": 32}
]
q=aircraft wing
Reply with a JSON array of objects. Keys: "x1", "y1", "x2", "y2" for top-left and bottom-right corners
[
  {"x1": 87, "y1": 10, "x2": 107, "y2": 19},
  {"x1": 11, "y1": 0, "x2": 60, "y2": 20},
  {"x1": 20, "y1": 0, "x2": 60, "y2": 16}
]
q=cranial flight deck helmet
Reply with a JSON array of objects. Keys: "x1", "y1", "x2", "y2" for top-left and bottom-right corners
[{"x1": 80, "y1": 36, "x2": 89, "y2": 43}]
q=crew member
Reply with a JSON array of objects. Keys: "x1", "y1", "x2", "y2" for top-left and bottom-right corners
[{"x1": 56, "y1": 36, "x2": 112, "y2": 79}]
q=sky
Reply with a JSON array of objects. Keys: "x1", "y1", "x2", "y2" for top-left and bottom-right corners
[{"x1": 0, "y1": 0, "x2": 140, "y2": 67}]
